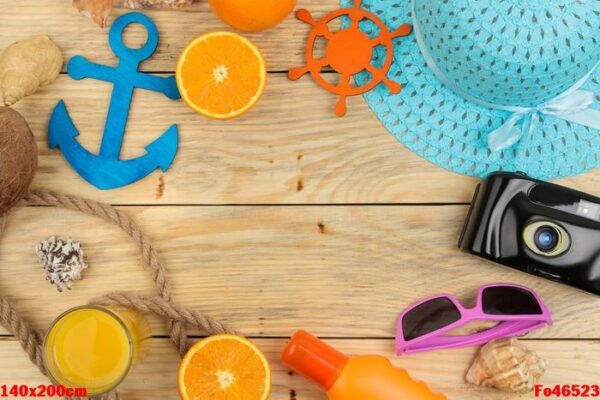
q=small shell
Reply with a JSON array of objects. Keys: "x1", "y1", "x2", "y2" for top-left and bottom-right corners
[
  {"x1": 73, "y1": 0, "x2": 113, "y2": 28},
  {"x1": 123, "y1": 0, "x2": 195, "y2": 9},
  {"x1": 35, "y1": 236, "x2": 88, "y2": 292},
  {"x1": 466, "y1": 338, "x2": 546, "y2": 392}
]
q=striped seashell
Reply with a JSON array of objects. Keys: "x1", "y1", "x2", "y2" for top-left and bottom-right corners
[{"x1": 466, "y1": 338, "x2": 546, "y2": 392}]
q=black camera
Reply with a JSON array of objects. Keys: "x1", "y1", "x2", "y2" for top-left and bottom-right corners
[{"x1": 459, "y1": 172, "x2": 600, "y2": 295}]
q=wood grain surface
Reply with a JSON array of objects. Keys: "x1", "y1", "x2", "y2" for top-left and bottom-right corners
[
  {"x1": 1, "y1": 206, "x2": 600, "y2": 340},
  {"x1": 1, "y1": 0, "x2": 599, "y2": 399},
  {"x1": 13, "y1": 76, "x2": 482, "y2": 205}
]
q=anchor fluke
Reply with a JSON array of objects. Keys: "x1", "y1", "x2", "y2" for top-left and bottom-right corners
[
  {"x1": 48, "y1": 100, "x2": 79, "y2": 149},
  {"x1": 145, "y1": 124, "x2": 179, "y2": 172}
]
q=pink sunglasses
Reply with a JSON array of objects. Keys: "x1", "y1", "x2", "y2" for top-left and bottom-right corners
[{"x1": 395, "y1": 283, "x2": 553, "y2": 355}]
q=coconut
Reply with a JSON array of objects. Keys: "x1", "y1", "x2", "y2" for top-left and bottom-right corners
[{"x1": 0, "y1": 107, "x2": 37, "y2": 215}]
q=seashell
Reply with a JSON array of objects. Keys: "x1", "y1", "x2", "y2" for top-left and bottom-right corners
[
  {"x1": 35, "y1": 236, "x2": 88, "y2": 292},
  {"x1": 123, "y1": 0, "x2": 195, "y2": 9},
  {"x1": 73, "y1": 0, "x2": 196, "y2": 27},
  {"x1": 466, "y1": 338, "x2": 547, "y2": 392},
  {"x1": 73, "y1": 0, "x2": 113, "y2": 28}
]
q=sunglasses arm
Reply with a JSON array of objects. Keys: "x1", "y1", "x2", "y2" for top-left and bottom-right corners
[{"x1": 397, "y1": 320, "x2": 548, "y2": 355}]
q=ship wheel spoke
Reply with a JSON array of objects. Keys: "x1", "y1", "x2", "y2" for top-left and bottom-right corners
[
  {"x1": 296, "y1": 9, "x2": 317, "y2": 26},
  {"x1": 335, "y1": 94, "x2": 349, "y2": 117},
  {"x1": 370, "y1": 36, "x2": 384, "y2": 46},
  {"x1": 383, "y1": 77, "x2": 403, "y2": 94},
  {"x1": 392, "y1": 23, "x2": 413, "y2": 38},
  {"x1": 365, "y1": 65, "x2": 402, "y2": 94},
  {"x1": 334, "y1": 73, "x2": 352, "y2": 117},
  {"x1": 362, "y1": 65, "x2": 378, "y2": 85},
  {"x1": 288, "y1": 65, "x2": 311, "y2": 81},
  {"x1": 365, "y1": 64, "x2": 379, "y2": 75},
  {"x1": 338, "y1": 73, "x2": 352, "y2": 90},
  {"x1": 349, "y1": 12, "x2": 363, "y2": 29},
  {"x1": 316, "y1": 24, "x2": 334, "y2": 39},
  {"x1": 289, "y1": 58, "x2": 330, "y2": 80},
  {"x1": 314, "y1": 58, "x2": 330, "y2": 70}
]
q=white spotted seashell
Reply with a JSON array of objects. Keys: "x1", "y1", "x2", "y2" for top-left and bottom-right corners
[{"x1": 466, "y1": 338, "x2": 546, "y2": 392}]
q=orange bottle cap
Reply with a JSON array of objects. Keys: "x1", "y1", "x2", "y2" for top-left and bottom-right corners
[{"x1": 281, "y1": 330, "x2": 348, "y2": 391}]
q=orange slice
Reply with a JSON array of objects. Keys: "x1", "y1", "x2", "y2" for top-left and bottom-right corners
[
  {"x1": 178, "y1": 334, "x2": 272, "y2": 400},
  {"x1": 176, "y1": 32, "x2": 267, "y2": 120}
]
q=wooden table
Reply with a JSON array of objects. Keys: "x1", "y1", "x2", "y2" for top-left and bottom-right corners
[{"x1": 2, "y1": 1, "x2": 599, "y2": 399}]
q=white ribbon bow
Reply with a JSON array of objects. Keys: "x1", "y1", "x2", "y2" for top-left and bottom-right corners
[{"x1": 488, "y1": 90, "x2": 600, "y2": 152}]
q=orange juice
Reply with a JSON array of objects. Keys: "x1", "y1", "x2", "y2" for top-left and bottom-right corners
[{"x1": 43, "y1": 306, "x2": 151, "y2": 396}]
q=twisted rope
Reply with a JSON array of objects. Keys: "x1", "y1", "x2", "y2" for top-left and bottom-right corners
[
  {"x1": 0, "y1": 189, "x2": 233, "y2": 399},
  {"x1": 92, "y1": 293, "x2": 231, "y2": 337},
  {"x1": 0, "y1": 298, "x2": 46, "y2": 375}
]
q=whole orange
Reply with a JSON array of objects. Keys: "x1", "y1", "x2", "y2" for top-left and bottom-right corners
[{"x1": 209, "y1": 0, "x2": 297, "y2": 33}]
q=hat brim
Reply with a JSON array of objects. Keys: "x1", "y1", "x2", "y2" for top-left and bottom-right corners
[{"x1": 340, "y1": 0, "x2": 600, "y2": 180}]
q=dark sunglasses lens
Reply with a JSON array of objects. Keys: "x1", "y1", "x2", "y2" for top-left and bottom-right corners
[
  {"x1": 402, "y1": 297, "x2": 461, "y2": 341},
  {"x1": 482, "y1": 286, "x2": 543, "y2": 315}
]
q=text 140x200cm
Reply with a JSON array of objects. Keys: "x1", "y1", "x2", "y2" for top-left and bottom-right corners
[{"x1": 0, "y1": 384, "x2": 87, "y2": 398}]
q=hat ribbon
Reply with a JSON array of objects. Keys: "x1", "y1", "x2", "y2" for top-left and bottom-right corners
[
  {"x1": 411, "y1": 0, "x2": 600, "y2": 152},
  {"x1": 487, "y1": 89, "x2": 600, "y2": 151}
]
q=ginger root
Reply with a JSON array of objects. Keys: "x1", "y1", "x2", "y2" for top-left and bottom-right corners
[{"x1": 0, "y1": 35, "x2": 63, "y2": 106}]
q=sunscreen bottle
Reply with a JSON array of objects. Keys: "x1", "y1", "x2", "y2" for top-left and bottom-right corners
[{"x1": 282, "y1": 330, "x2": 447, "y2": 400}]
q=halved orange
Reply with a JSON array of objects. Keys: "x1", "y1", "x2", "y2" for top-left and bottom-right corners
[
  {"x1": 178, "y1": 334, "x2": 272, "y2": 400},
  {"x1": 176, "y1": 32, "x2": 267, "y2": 120}
]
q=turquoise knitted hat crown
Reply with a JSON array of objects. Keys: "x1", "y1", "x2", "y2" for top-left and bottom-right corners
[{"x1": 339, "y1": 0, "x2": 600, "y2": 179}]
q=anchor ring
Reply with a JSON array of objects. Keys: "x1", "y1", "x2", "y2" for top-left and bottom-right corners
[{"x1": 109, "y1": 12, "x2": 159, "y2": 65}]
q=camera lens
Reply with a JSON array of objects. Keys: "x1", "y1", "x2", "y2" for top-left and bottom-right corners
[
  {"x1": 534, "y1": 227, "x2": 559, "y2": 252},
  {"x1": 523, "y1": 221, "x2": 570, "y2": 257}
]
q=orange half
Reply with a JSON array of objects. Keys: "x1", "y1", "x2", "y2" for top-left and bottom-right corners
[
  {"x1": 176, "y1": 32, "x2": 267, "y2": 120},
  {"x1": 178, "y1": 334, "x2": 271, "y2": 400}
]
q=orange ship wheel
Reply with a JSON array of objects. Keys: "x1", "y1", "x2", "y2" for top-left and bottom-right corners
[{"x1": 289, "y1": 0, "x2": 412, "y2": 117}]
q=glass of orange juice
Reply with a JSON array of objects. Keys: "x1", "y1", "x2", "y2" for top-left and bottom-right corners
[{"x1": 43, "y1": 305, "x2": 151, "y2": 396}]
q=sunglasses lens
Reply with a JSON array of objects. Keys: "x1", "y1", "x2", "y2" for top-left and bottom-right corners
[
  {"x1": 482, "y1": 286, "x2": 543, "y2": 315},
  {"x1": 402, "y1": 297, "x2": 461, "y2": 341}
]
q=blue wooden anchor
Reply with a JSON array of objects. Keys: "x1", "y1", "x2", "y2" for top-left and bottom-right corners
[{"x1": 48, "y1": 12, "x2": 181, "y2": 190}]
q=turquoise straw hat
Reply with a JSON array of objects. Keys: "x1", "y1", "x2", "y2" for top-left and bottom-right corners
[{"x1": 339, "y1": 0, "x2": 600, "y2": 179}]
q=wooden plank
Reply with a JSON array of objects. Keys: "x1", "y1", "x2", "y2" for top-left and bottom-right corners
[
  {"x1": 0, "y1": 337, "x2": 598, "y2": 400},
  {"x1": 12, "y1": 76, "x2": 600, "y2": 205},
  {"x1": 1, "y1": 205, "x2": 599, "y2": 338},
  {"x1": 0, "y1": 0, "x2": 337, "y2": 73}
]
